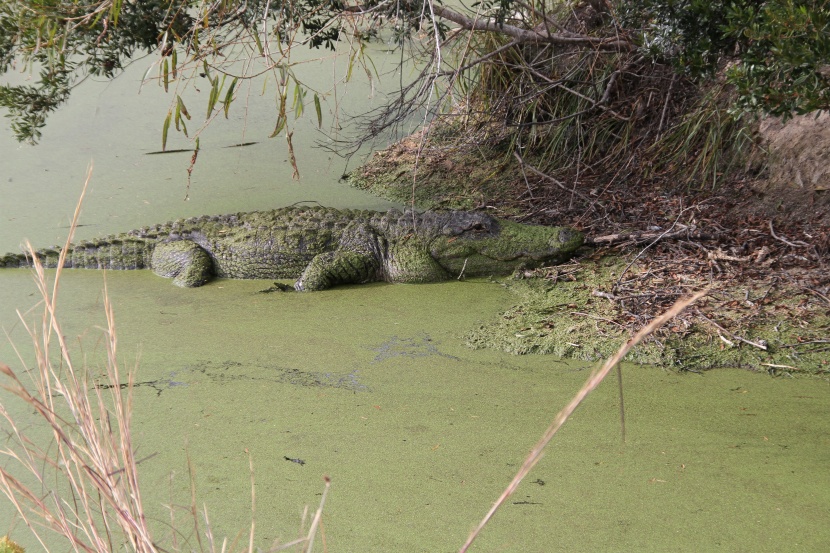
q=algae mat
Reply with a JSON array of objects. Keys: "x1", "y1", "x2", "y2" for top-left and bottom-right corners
[{"x1": 0, "y1": 269, "x2": 828, "y2": 552}]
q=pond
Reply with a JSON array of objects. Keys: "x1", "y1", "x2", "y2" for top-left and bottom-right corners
[{"x1": 1, "y1": 48, "x2": 829, "y2": 552}]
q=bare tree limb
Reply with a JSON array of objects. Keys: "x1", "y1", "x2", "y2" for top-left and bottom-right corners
[{"x1": 432, "y1": 5, "x2": 633, "y2": 50}]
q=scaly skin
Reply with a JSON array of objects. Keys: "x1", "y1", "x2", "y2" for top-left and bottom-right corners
[{"x1": 0, "y1": 206, "x2": 583, "y2": 291}]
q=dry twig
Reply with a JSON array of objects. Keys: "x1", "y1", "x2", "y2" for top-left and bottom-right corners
[{"x1": 459, "y1": 289, "x2": 708, "y2": 553}]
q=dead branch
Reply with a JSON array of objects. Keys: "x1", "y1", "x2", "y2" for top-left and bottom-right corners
[
  {"x1": 586, "y1": 226, "x2": 719, "y2": 247},
  {"x1": 696, "y1": 311, "x2": 768, "y2": 350},
  {"x1": 513, "y1": 152, "x2": 594, "y2": 204},
  {"x1": 769, "y1": 220, "x2": 809, "y2": 248},
  {"x1": 432, "y1": 5, "x2": 633, "y2": 50}
]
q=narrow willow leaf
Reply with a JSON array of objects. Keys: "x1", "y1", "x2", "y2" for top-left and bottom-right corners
[
  {"x1": 162, "y1": 111, "x2": 172, "y2": 151},
  {"x1": 364, "y1": 53, "x2": 380, "y2": 80},
  {"x1": 163, "y1": 58, "x2": 169, "y2": 92},
  {"x1": 171, "y1": 49, "x2": 178, "y2": 79},
  {"x1": 195, "y1": 137, "x2": 200, "y2": 151},
  {"x1": 314, "y1": 93, "x2": 322, "y2": 128},
  {"x1": 91, "y1": 7, "x2": 106, "y2": 27},
  {"x1": 175, "y1": 97, "x2": 181, "y2": 131},
  {"x1": 110, "y1": 0, "x2": 123, "y2": 25},
  {"x1": 293, "y1": 84, "x2": 305, "y2": 119},
  {"x1": 345, "y1": 51, "x2": 356, "y2": 82},
  {"x1": 224, "y1": 77, "x2": 238, "y2": 118},
  {"x1": 253, "y1": 32, "x2": 264, "y2": 56},
  {"x1": 207, "y1": 77, "x2": 219, "y2": 117},
  {"x1": 177, "y1": 96, "x2": 190, "y2": 119},
  {"x1": 269, "y1": 115, "x2": 286, "y2": 138},
  {"x1": 275, "y1": 30, "x2": 285, "y2": 55},
  {"x1": 141, "y1": 64, "x2": 155, "y2": 87}
]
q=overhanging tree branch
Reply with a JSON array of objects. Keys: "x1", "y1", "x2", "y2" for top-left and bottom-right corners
[{"x1": 431, "y1": 5, "x2": 633, "y2": 50}]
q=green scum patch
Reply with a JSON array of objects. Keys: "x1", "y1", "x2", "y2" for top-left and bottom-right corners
[{"x1": 466, "y1": 257, "x2": 830, "y2": 376}]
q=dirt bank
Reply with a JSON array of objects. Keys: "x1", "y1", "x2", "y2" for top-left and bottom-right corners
[{"x1": 349, "y1": 114, "x2": 829, "y2": 375}]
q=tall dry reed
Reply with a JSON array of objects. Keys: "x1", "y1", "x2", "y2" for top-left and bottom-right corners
[
  {"x1": 0, "y1": 168, "x2": 329, "y2": 552},
  {"x1": 459, "y1": 289, "x2": 708, "y2": 552}
]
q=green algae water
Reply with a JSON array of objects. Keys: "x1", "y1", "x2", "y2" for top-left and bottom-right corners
[
  {"x1": 2, "y1": 47, "x2": 830, "y2": 553},
  {"x1": 1, "y1": 271, "x2": 828, "y2": 551}
]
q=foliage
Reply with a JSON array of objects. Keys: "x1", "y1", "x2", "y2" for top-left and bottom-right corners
[
  {"x1": 620, "y1": 0, "x2": 830, "y2": 117},
  {"x1": 0, "y1": 0, "x2": 827, "y2": 191},
  {"x1": 0, "y1": 536, "x2": 25, "y2": 553},
  {"x1": 725, "y1": 0, "x2": 830, "y2": 117},
  {"x1": 0, "y1": 0, "x2": 438, "y2": 145},
  {"x1": 0, "y1": 0, "x2": 191, "y2": 143}
]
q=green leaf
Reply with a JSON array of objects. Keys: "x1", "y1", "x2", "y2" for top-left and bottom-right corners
[
  {"x1": 163, "y1": 58, "x2": 169, "y2": 93},
  {"x1": 177, "y1": 96, "x2": 190, "y2": 119},
  {"x1": 253, "y1": 31, "x2": 264, "y2": 56},
  {"x1": 224, "y1": 77, "x2": 238, "y2": 118},
  {"x1": 314, "y1": 93, "x2": 322, "y2": 128},
  {"x1": 172, "y1": 49, "x2": 178, "y2": 80},
  {"x1": 110, "y1": 0, "x2": 123, "y2": 26},
  {"x1": 345, "y1": 49, "x2": 357, "y2": 82},
  {"x1": 162, "y1": 111, "x2": 171, "y2": 151},
  {"x1": 207, "y1": 77, "x2": 219, "y2": 117},
  {"x1": 269, "y1": 115, "x2": 286, "y2": 138},
  {"x1": 175, "y1": 96, "x2": 181, "y2": 131},
  {"x1": 293, "y1": 83, "x2": 305, "y2": 119}
]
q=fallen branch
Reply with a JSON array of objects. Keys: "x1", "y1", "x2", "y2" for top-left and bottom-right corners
[
  {"x1": 513, "y1": 152, "x2": 594, "y2": 204},
  {"x1": 696, "y1": 311, "x2": 768, "y2": 351},
  {"x1": 586, "y1": 226, "x2": 719, "y2": 247},
  {"x1": 432, "y1": 5, "x2": 633, "y2": 50},
  {"x1": 769, "y1": 220, "x2": 808, "y2": 248}
]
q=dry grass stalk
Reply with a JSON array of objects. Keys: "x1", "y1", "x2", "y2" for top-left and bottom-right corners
[
  {"x1": 459, "y1": 288, "x2": 709, "y2": 553},
  {"x1": 0, "y1": 166, "x2": 156, "y2": 552},
  {"x1": 0, "y1": 169, "x2": 331, "y2": 553}
]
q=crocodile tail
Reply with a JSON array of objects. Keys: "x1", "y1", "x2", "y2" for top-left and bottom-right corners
[
  {"x1": 1, "y1": 238, "x2": 154, "y2": 271},
  {"x1": 0, "y1": 251, "x2": 33, "y2": 268}
]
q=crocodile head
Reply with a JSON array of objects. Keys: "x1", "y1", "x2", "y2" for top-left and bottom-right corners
[{"x1": 427, "y1": 214, "x2": 583, "y2": 277}]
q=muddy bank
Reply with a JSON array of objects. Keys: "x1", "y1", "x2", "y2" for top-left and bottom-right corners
[{"x1": 348, "y1": 119, "x2": 829, "y2": 376}]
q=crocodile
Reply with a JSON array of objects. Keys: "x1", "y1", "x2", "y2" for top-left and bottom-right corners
[{"x1": 0, "y1": 206, "x2": 583, "y2": 291}]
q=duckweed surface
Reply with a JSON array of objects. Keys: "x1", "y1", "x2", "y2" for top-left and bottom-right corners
[
  {"x1": 1, "y1": 46, "x2": 828, "y2": 553},
  {"x1": 1, "y1": 270, "x2": 829, "y2": 552}
]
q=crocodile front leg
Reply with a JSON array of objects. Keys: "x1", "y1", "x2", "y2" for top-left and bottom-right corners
[
  {"x1": 295, "y1": 221, "x2": 384, "y2": 291},
  {"x1": 294, "y1": 250, "x2": 380, "y2": 291},
  {"x1": 151, "y1": 240, "x2": 214, "y2": 287}
]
